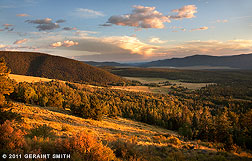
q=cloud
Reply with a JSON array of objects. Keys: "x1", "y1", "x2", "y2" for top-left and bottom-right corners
[
  {"x1": 0, "y1": 44, "x2": 7, "y2": 48},
  {"x1": 101, "y1": 36, "x2": 159, "y2": 55},
  {"x1": 170, "y1": 5, "x2": 197, "y2": 19},
  {"x1": 56, "y1": 19, "x2": 66, "y2": 23},
  {"x1": 57, "y1": 35, "x2": 164, "y2": 62},
  {"x1": 63, "y1": 27, "x2": 77, "y2": 31},
  {"x1": 74, "y1": 30, "x2": 97, "y2": 37},
  {"x1": 170, "y1": 26, "x2": 183, "y2": 29},
  {"x1": 26, "y1": 18, "x2": 61, "y2": 31},
  {"x1": 0, "y1": 45, "x2": 39, "y2": 52},
  {"x1": 165, "y1": 39, "x2": 252, "y2": 57},
  {"x1": 149, "y1": 37, "x2": 167, "y2": 44},
  {"x1": 104, "y1": 5, "x2": 171, "y2": 29},
  {"x1": 2, "y1": 24, "x2": 13, "y2": 30},
  {"x1": 50, "y1": 42, "x2": 62, "y2": 48},
  {"x1": 16, "y1": 13, "x2": 30, "y2": 17},
  {"x1": 13, "y1": 39, "x2": 28, "y2": 44},
  {"x1": 216, "y1": 19, "x2": 228, "y2": 23},
  {"x1": 73, "y1": 8, "x2": 104, "y2": 18},
  {"x1": 26, "y1": 18, "x2": 52, "y2": 24},
  {"x1": 104, "y1": 5, "x2": 197, "y2": 29},
  {"x1": 72, "y1": 37, "x2": 252, "y2": 61},
  {"x1": 50, "y1": 40, "x2": 79, "y2": 48},
  {"x1": 100, "y1": 23, "x2": 112, "y2": 27},
  {"x1": 63, "y1": 40, "x2": 79, "y2": 47},
  {"x1": 191, "y1": 26, "x2": 208, "y2": 31}
]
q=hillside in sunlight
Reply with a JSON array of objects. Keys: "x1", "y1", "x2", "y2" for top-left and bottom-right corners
[
  {"x1": 0, "y1": 51, "x2": 125, "y2": 84},
  {"x1": 1, "y1": 60, "x2": 252, "y2": 160},
  {"x1": 2, "y1": 102, "x2": 252, "y2": 161}
]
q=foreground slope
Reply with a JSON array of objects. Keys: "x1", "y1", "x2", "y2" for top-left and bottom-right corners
[
  {"x1": 5, "y1": 102, "x2": 252, "y2": 160},
  {"x1": 2, "y1": 73, "x2": 252, "y2": 160},
  {"x1": 0, "y1": 51, "x2": 124, "y2": 84}
]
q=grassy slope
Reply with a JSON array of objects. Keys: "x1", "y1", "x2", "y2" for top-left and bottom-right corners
[
  {"x1": 9, "y1": 74, "x2": 55, "y2": 83},
  {"x1": 5, "y1": 102, "x2": 252, "y2": 160}
]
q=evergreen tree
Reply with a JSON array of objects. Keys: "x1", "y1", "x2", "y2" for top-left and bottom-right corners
[
  {"x1": 192, "y1": 113, "x2": 199, "y2": 139},
  {"x1": 0, "y1": 58, "x2": 13, "y2": 106},
  {"x1": 214, "y1": 110, "x2": 233, "y2": 150}
]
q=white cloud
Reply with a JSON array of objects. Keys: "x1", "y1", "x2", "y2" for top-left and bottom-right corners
[
  {"x1": 50, "y1": 40, "x2": 79, "y2": 48},
  {"x1": 149, "y1": 37, "x2": 167, "y2": 44},
  {"x1": 104, "y1": 5, "x2": 197, "y2": 29},
  {"x1": 102, "y1": 36, "x2": 159, "y2": 55},
  {"x1": 13, "y1": 39, "x2": 28, "y2": 44},
  {"x1": 104, "y1": 5, "x2": 171, "y2": 29},
  {"x1": 216, "y1": 19, "x2": 228, "y2": 23},
  {"x1": 63, "y1": 40, "x2": 79, "y2": 47},
  {"x1": 166, "y1": 39, "x2": 252, "y2": 57},
  {"x1": 73, "y1": 8, "x2": 104, "y2": 18},
  {"x1": 170, "y1": 5, "x2": 197, "y2": 20},
  {"x1": 0, "y1": 44, "x2": 7, "y2": 48},
  {"x1": 50, "y1": 42, "x2": 62, "y2": 48}
]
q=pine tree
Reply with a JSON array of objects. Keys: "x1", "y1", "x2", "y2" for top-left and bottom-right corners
[
  {"x1": 0, "y1": 58, "x2": 13, "y2": 106},
  {"x1": 192, "y1": 113, "x2": 199, "y2": 139},
  {"x1": 214, "y1": 109, "x2": 233, "y2": 150}
]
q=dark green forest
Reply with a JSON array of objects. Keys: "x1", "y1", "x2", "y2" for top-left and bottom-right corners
[{"x1": 0, "y1": 51, "x2": 125, "y2": 84}]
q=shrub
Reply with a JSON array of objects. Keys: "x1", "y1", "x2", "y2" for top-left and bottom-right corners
[
  {"x1": 27, "y1": 124, "x2": 55, "y2": 139},
  {"x1": 55, "y1": 132, "x2": 117, "y2": 161},
  {"x1": 110, "y1": 139, "x2": 144, "y2": 161},
  {"x1": 0, "y1": 120, "x2": 25, "y2": 153},
  {"x1": 178, "y1": 123, "x2": 193, "y2": 139},
  {"x1": 167, "y1": 136, "x2": 181, "y2": 145},
  {"x1": 61, "y1": 124, "x2": 71, "y2": 131},
  {"x1": 0, "y1": 108, "x2": 22, "y2": 124},
  {"x1": 166, "y1": 151, "x2": 185, "y2": 161}
]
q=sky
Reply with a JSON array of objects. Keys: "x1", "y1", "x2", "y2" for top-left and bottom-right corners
[{"x1": 0, "y1": 0, "x2": 252, "y2": 62}]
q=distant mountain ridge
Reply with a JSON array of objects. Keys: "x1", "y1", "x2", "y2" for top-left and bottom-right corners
[
  {"x1": 0, "y1": 51, "x2": 125, "y2": 84},
  {"x1": 142, "y1": 54, "x2": 252, "y2": 69},
  {"x1": 83, "y1": 61, "x2": 127, "y2": 67},
  {"x1": 85, "y1": 54, "x2": 252, "y2": 69}
]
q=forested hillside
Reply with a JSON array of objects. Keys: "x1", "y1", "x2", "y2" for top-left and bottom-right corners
[
  {"x1": 0, "y1": 51, "x2": 125, "y2": 84},
  {"x1": 1, "y1": 58, "x2": 252, "y2": 160}
]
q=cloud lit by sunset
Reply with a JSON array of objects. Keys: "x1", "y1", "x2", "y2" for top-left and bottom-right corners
[{"x1": 0, "y1": 0, "x2": 251, "y2": 62}]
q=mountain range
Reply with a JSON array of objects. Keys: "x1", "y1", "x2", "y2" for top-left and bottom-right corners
[{"x1": 85, "y1": 53, "x2": 252, "y2": 69}]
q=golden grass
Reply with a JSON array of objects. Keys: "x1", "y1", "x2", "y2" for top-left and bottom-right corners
[
  {"x1": 123, "y1": 77, "x2": 169, "y2": 84},
  {"x1": 111, "y1": 86, "x2": 152, "y2": 93},
  {"x1": 5, "y1": 102, "x2": 208, "y2": 149},
  {"x1": 9, "y1": 74, "x2": 55, "y2": 83},
  {"x1": 124, "y1": 76, "x2": 213, "y2": 90},
  {"x1": 4, "y1": 102, "x2": 252, "y2": 159}
]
